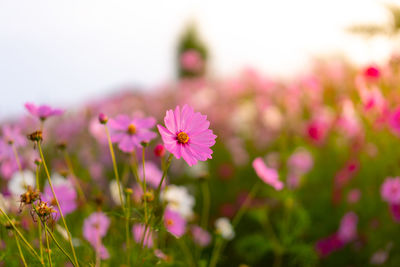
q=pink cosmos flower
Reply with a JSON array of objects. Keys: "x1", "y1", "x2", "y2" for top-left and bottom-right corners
[
  {"x1": 287, "y1": 148, "x2": 313, "y2": 175},
  {"x1": 381, "y1": 177, "x2": 400, "y2": 204},
  {"x1": 24, "y1": 102, "x2": 64, "y2": 121},
  {"x1": 1, "y1": 125, "x2": 26, "y2": 147},
  {"x1": 388, "y1": 107, "x2": 400, "y2": 136},
  {"x1": 109, "y1": 115, "x2": 157, "y2": 152},
  {"x1": 42, "y1": 182, "x2": 77, "y2": 220},
  {"x1": 132, "y1": 224, "x2": 155, "y2": 248},
  {"x1": 180, "y1": 49, "x2": 203, "y2": 72},
  {"x1": 315, "y1": 234, "x2": 344, "y2": 257},
  {"x1": 363, "y1": 65, "x2": 380, "y2": 81},
  {"x1": 347, "y1": 189, "x2": 361, "y2": 204},
  {"x1": 164, "y1": 208, "x2": 186, "y2": 238},
  {"x1": 138, "y1": 161, "x2": 164, "y2": 188},
  {"x1": 83, "y1": 212, "x2": 110, "y2": 260},
  {"x1": 191, "y1": 225, "x2": 211, "y2": 247},
  {"x1": 252, "y1": 157, "x2": 283, "y2": 190},
  {"x1": 337, "y1": 212, "x2": 358, "y2": 243},
  {"x1": 157, "y1": 105, "x2": 217, "y2": 166}
]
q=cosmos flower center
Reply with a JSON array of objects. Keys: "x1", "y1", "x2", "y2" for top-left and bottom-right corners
[
  {"x1": 51, "y1": 198, "x2": 57, "y2": 206},
  {"x1": 127, "y1": 124, "x2": 136, "y2": 135},
  {"x1": 177, "y1": 132, "x2": 189, "y2": 144},
  {"x1": 166, "y1": 219, "x2": 174, "y2": 226}
]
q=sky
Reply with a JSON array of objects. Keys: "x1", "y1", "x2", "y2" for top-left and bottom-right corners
[{"x1": 0, "y1": 0, "x2": 397, "y2": 119}]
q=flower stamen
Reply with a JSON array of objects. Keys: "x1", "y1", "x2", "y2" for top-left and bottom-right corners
[
  {"x1": 127, "y1": 124, "x2": 136, "y2": 135},
  {"x1": 177, "y1": 132, "x2": 189, "y2": 144}
]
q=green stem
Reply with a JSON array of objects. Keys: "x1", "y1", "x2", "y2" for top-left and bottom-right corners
[
  {"x1": 232, "y1": 182, "x2": 260, "y2": 228},
  {"x1": 104, "y1": 126, "x2": 124, "y2": 209},
  {"x1": 0, "y1": 208, "x2": 44, "y2": 265},
  {"x1": 44, "y1": 225, "x2": 52, "y2": 267},
  {"x1": 36, "y1": 166, "x2": 44, "y2": 262},
  {"x1": 177, "y1": 238, "x2": 196, "y2": 267},
  {"x1": 44, "y1": 223, "x2": 76, "y2": 266},
  {"x1": 37, "y1": 142, "x2": 79, "y2": 267},
  {"x1": 15, "y1": 233, "x2": 28, "y2": 267},
  {"x1": 142, "y1": 147, "x2": 148, "y2": 224},
  {"x1": 64, "y1": 151, "x2": 86, "y2": 202},
  {"x1": 126, "y1": 191, "x2": 131, "y2": 265},
  {"x1": 209, "y1": 237, "x2": 223, "y2": 267},
  {"x1": 201, "y1": 180, "x2": 210, "y2": 230},
  {"x1": 155, "y1": 154, "x2": 173, "y2": 199}
]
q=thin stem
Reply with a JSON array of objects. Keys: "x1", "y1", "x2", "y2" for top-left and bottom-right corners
[
  {"x1": 11, "y1": 143, "x2": 23, "y2": 172},
  {"x1": 37, "y1": 142, "x2": 79, "y2": 267},
  {"x1": 155, "y1": 154, "x2": 173, "y2": 199},
  {"x1": 44, "y1": 223, "x2": 76, "y2": 266},
  {"x1": 63, "y1": 151, "x2": 86, "y2": 202},
  {"x1": 36, "y1": 166, "x2": 44, "y2": 262},
  {"x1": 232, "y1": 183, "x2": 260, "y2": 228},
  {"x1": 142, "y1": 148, "x2": 148, "y2": 224},
  {"x1": 201, "y1": 180, "x2": 210, "y2": 230},
  {"x1": 104, "y1": 126, "x2": 124, "y2": 209},
  {"x1": 126, "y1": 190, "x2": 131, "y2": 265},
  {"x1": 0, "y1": 208, "x2": 44, "y2": 265},
  {"x1": 15, "y1": 233, "x2": 28, "y2": 267},
  {"x1": 177, "y1": 238, "x2": 196, "y2": 267},
  {"x1": 44, "y1": 225, "x2": 52, "y2": 267},
  {"x1": 209, "y1": 236, "x2": 223, "y2": 267}
]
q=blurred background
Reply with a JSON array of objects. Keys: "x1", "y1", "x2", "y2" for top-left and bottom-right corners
[{"x1": 0, "y1": 0, "x2": 399, "y2": 119}]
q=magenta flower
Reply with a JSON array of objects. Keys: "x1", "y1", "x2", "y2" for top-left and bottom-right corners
[
  {"x1": 252, "y1": 157, "x2": 283, "y2": 190},
  {"x1": 138, "y1": 161, "x2": 165, "y2": 188},
  {"x1": 132, "y1": 224, "x2": 155, "y2": 248},
  {"x1": 164, "y1": 208, "x2": 186, "y2": 238},
  {"x1": 24, "y1": 102, "x2": 64, "y2": 121},
  {"x1": 363, "y1": 65, "x2": 380, "y2": 81},
  {"x1": 109, "y1": 115, "x2": 157, "y2": 152},
  {"x1": 1, "y1": 125, "x2": 27, "y2": 147},
  {"x1": 157, "y1": 105, "x2": 217, "y2": 166},
  {"x1": 337, "y1": 212, "x2": 358, "y2": 243},
  {"x1": 42, "y1": 182, "x2": 77, "y2": 219},
  {"x1": 315, "y1": 234, "x2": 344, "y2": 257},
  {"x1": 83, "y1": 212, "x2": 110, "y2": 260},
  {"x1": 381, "y1": 177, "x2": 400, "y2": 204},
  {"x1": 389, "y1": 107, "x2": 400, "y2": 136},
  {"x1": 191, "y1": 225, "x2": 211, "y2": 247},
  {"x1": 389, "y1": 204, "x2": 400, "y2": 223}
]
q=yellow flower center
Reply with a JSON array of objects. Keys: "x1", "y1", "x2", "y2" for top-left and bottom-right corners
[
  {"x1": 166, "y1": 219, "x2": 174, "y2": 226},
  {"x1": 177, "y1": 132, "x2": 189, "y2": 144},
  {"x1": 127, "y1": 124, "x2": 136, "y2": 135}
]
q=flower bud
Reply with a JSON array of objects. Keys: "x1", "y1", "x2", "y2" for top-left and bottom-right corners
[
  {"x1": 98, "y1": 113, "x2": 108, "y2": 124},
  {"x1": 154, "y1": 144, "x2": 165, "y2": 157}
]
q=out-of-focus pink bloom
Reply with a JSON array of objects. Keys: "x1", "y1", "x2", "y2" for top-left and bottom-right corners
[
  {"x1": 109, "y1": 115, "x2": 157, "y2": 152},
  {"x1": 154, "y1": 144, "x2": 166, "y2": 157},
  {"x1": 363, "y1": 65, "x2": 380, "y2": 81},
  {"x1": 154, "y1": 249, "x2": 169, "y2": 261},
  {"x1": 0, "y1": 158, "x2": 18, "y2": 180},
  {"x1": 337, "y1": 212, "x2": 358, "y2": 243},
  {"x1": 164, "y1": 208, "x2": 186, "y2": 238},
  {"x1": 337, "y1": 99, "x2": 362, "y2": 139},
  {"x1": 83, "y1": 212, "x2": 110, "y2": 260},
  {"x1": 180, "y1": 49, "x2": 203, "y2": 72},
  {"x1": 132, "y1": 224, "x2": 155, "y2": 248},
  {"x1": 389, "y1": 204, "x2": 400, "y2": 222},
  {"x1": 315, "y1": 234, "x2": 344, "y2": 257},
  {"x1": 138, "y1": 162, "x2": 164, "y2": 188},
  {"x1": 287, "y1": 173, "x2": 301, "y2": 189},
  {"x1": 0, "y1": 140, "x2": 14, "y2": 162},
  {"x1": 307, "y1": 120, "x2": 327, "y2": 144},
  {"x1": 388, "y1": 107, "x2": 400, "y2": 136},
  {"x1": 1, "y1": 125, "x2": 26, "y2": 147},
  {"x1": 381, "y1": 177, "x2": 400, "y2": 204},
  {"x1": 157, "y1": 105, "x2": 216, "y2": 166},
  {"x1": 252, "y1": 157, "x2": 283, "y2": 190},
  {"x1": 347, "y1": 189, "x2": 361, "y2": 204},
  {"x1": 42, "y1": 181, "x2": 77, "y2": 219},
  {"x1": 287, "y1": 148, "x2": 313, "y2": 175},
  {"x1": 24, "y1": 102, "x2": 63, "y2": 121},
  {"x1": 370, "y1": 250, "x2": 388, "y2": 265},
  {"x1": 191, "y1": 225, "x2": 211, "y2": 247},
  {"x1": 89, "y1": 117, "x2": 108, "y2": 144}
]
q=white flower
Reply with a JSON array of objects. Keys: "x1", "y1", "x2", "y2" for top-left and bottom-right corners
[
  {"x1": 215, "y1": 217, "x2": 235, "y2": 240},
  {"x1": 8, "y1": 170, "x2": 35, "y2": 196},
  {"x1": 46, "y1": 173, "x2": 74, "y2": 189},
  {"x1": 185, "y1": 161, "x2": 208, "y2": 179},
  {"x1": 161, "y1": 185, "x2": 195, "y2": 219},
  {"x1": 110, "y1": 180, "x2": 125, "y2": 206},
  {"x1": 262, "y1": 105, "x2": 283, "y2": 131}
]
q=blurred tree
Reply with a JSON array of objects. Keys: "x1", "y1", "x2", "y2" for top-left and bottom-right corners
[
  {"x1": 176, "y1": 23, "x2": 209, "y2": 79},
  {"x1": 347, "y1": 4, "x2": 400, "y2": 37}
]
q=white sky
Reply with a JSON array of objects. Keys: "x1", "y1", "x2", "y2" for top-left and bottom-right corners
[{"x1": 0, "y1": 0, "x2": 397, "y2": 119}]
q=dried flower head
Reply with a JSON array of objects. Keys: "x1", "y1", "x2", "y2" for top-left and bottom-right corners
[
  {"x1": 19, "y1": 186, "x2": 40, "y2": 211},
  {"x1": 27, "y1": 130, "x2": 43, "y2": 142},
  {"x1": 33, "y1": 200, "x2": 57, "y2": 224}
]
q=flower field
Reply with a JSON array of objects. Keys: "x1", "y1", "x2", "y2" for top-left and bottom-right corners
[{"x1": 2, "y1": 55, "x2": 400, "y2": 267}]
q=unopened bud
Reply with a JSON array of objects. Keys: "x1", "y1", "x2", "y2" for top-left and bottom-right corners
[
  {"x1": 98, "y1": 113, "x2": 108, "y2": 124},
  {"x1": 154, "y1": 144, "x2": 165, "y2": 157},
  {"x1": 34, "y1": 158, "x2": 42, "y2": 166},
  {"x1": 142, "y1": 191, "x2": 154, "y2": 202}
]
